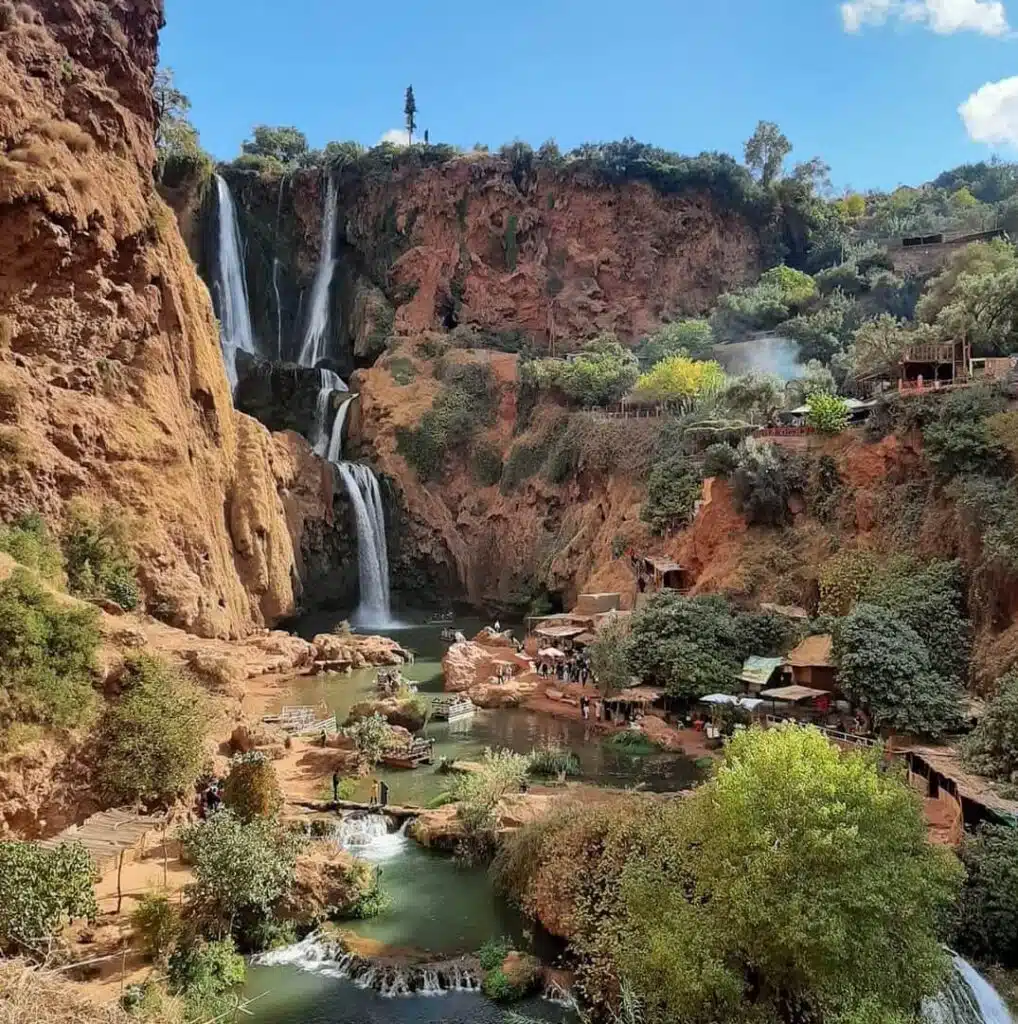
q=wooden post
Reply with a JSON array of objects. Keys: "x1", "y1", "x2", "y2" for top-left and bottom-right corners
[
  {"x1": 116, "y1": 850, "x2": 125, "y2": 915},
  {"x1": 162, "y1": 823, "x2": 168, "y2": 889}
]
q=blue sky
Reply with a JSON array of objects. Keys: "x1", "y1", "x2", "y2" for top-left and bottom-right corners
[{"x1": 160, "y1": 0, "x2": 1018, "y2": 193}]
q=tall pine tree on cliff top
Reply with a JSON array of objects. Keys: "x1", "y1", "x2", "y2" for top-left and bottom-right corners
[{"x1": 404, "y1": 86, "x2": 417, "y2": 146}]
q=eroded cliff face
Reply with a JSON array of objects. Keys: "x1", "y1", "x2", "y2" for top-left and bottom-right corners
[{"x1": 0, "y1": 0, "x2": 319, "y2": 637}]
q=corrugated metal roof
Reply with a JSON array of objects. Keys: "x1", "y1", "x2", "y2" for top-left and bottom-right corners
[{"x1": 740, "y1": 656, "x2": 784, "y2": 686}]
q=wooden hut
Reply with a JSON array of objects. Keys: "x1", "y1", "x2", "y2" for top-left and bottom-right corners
[{"x1": 784, "y1": 635, "x2": 837, "y2": 693}]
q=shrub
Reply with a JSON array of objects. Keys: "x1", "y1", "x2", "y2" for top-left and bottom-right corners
[
  {"x1": 500, "y1": 437, "x2": 551, "y2": 492},
  {"x1": 0, "y1": 512, "x2": 63, "y2": 582},
  {"x1": 0, "y1": 841, "x2": 98, "y2": 956},
  {"x1": 222, "y1": 752, "x2": 283, "y2": 822},
  {"x1": 0, "y1": 567, "x2": 100, "y2": 729},
  {"x1": 963, "y1": 671, "x2": 1018, "y2": 782},
  {"x1": 523, "y1": 335, "x2": 639, "y2": 408},
  {"x1": 635, "y1": 319, "x2": 715, "y2": 369},
  {"x1": 923, "y1": 419, "x2": 1009, "y2": 480},
  {"x1": 471, "y1": 442, "x2": 503, "y2": 486},
  {"x1": 452, "y1": 748, "x2": 531, "y2": 859},
  {"x1": 703, "y1": 443, "x2": 738, "y2": 478},
  {"x1": 954, "y1": 824, "x2": 1018, "y2": 969},
  {"x1": 179, "y1": 811, "x2": 305, "y2": 943},
  {"x1": 62, "y1": 503, "x2": 140, "y2": 610},
  {"x1": 343, "y1": 712, "x2": 398, "y2": 766},
  {"x1": 167, "y1": 937, "x2": 245, "y2": 1021},
  {"x1": 633, "y1": 356, "x2": 725, "y2": 403},
  {"x1": 350, "y1": 876, "x2": 392, "y2": 920},
  {"x1": 478, "y1": 936, "x2": 512, "y2": 971},
  {"x1": 388, "y1": 356, "x2": 415, "y2": 385},
  {"x1": 806, "y1": 392, "x2": 849, "y2": 434},
  {"x1": 131, "y1": 892, "x2": 180, "y2": 963},
  {"x1": 94, "y1": 655, "x2": 206, "y2": 804},
  {"x1": 528, "y1": 744, "x2": 580, "y2": 777},
  {"x1": 641, "y1": 456, "x2": 702, "y2": 534},
  {"x1": 731, "y1": 438, "x2": 797, "y2": 527}
]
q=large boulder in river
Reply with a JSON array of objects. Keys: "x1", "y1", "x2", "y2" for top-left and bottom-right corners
[
  {"x1": 312, "y1": 632, "x2": 410, "y2": 668},
  {"x1": 442, "y1": 642, "x2": 491, "y2": 693},
  {"x1": 277, "y1": 842, "x2": 375, "y2": 929},
  {"x1": 346, "y1": 697, "x2": 427, "y2": 733},
  {"x1": 442, "y1": 642, "x2": 536, "y2": 707}
]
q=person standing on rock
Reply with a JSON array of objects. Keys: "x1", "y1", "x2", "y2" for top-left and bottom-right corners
[{"x1": 332, "y1": 771, "x2": 340, "y2": 805}]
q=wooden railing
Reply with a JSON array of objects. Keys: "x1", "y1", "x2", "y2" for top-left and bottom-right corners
[{"x1": 902, "y1": 343, "x2": 957, "y2": 364}]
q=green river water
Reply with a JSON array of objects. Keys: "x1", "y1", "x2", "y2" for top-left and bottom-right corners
[{"x1": 242, "y1": 616, "x2": 696, "y2": 1023}]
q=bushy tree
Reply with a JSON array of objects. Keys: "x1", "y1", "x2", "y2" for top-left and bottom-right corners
[
  {"x1": 785, "y1": 359, "x2": 837, "y2": 406},
  {"x1": 452, "y1": 748, "x2": 531, "y2": 858},
  {"x1": 153, "y1": 67, "x2": 208, "y2": 176},
  {"x1": 760, "y1": 264, "x2": 817, "y2": 306},
  {"x1": 0, "y1": 567, "x2": 100, "y2": 729},
  {"x1": 636, "y1": 319, "x2": 715, "y2": 368},
  {"x1": 721, "y1": 372, "x2": 785, "y2": 423},
  {"x1": 731, "y1": 438, "x2": 797, "y2": 526},
  {"x1": 847, "y1": 313, "x2": 922, "y2": 381},
  {"x1": 131, "y1": 892, "x2": 181, "y2": 963},
  {"x1": 617, "y1": 727, "x2": 962, "y2": 1023},
  {"x1": 589, "y1": 614, "x2": 633, "y2": 693},
  {"x1": 834, "y1": 603, "x2": 963, "y2": 738},
  {"x1": 179, "y1": 811, "x2": 305, "y2": 939},
  {"x1": 923, "y1": 419, "x2": 1009, "y2": 480},
  {"x1": 641, "y1": 456, "x2": 703, "y2": 534},
  {"x1": 240, "y1": 125, "x2": 309, "y2": 167},
  {"x1": 703, "y1": 443, "x2": 739, "y2": 477},
  {"x1": 62, "y1": 502, "x2": 140, "y2": 610},
  {"x1": 633, "y1": 356, "x2": 725, "y2": 403},
  {"x1": 0, "y1": 841, "x2": 98, "y2": 956},
  {"x1": 344, "y1": 711, "x2": 398, "y2": 766},
  {"x1": 954, "y1": 824, "x2": 1018, "y2": 968},
  {"x1": 561, "y1": 335, "x2": 640, "y2": 407},
  {"x1": 95, "y1": 655, "x2": 206, "y2": 804},
  {"x1": 222, "y1": 752, "x2": 283, "y2": 822},
  {"x1": 806, "y1": 392, "x2": 849, "y2": 434},
  {"x1": 167, "y1": 936, "x2": 246, "y2": 1021},
  {"x1": 627, "y1": 593, "x2": 745, "y2": 699},
  {"x1": 963, "y1": 671, "x2": 1018, "y2": 782}
]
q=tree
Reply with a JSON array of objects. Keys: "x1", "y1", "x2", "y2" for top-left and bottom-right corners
[
  {"x1": 61, "y1": 502, "x2": 140, "y2": 610},
  {"x1": 179, "y1": 811, "x2": 305, "y2": 937},
  {"x1": 641, "y1": 457, "x2": 703, "y2": 534},
  {"x1": 525, "y1": 335, "x2": 640, "y2": 408},
  {"x1": 344, "y1": 711, "x2": 399, "y2": 766},
  {"x1": 153, "y1": 67, "x2": 201, "y2": 166},
  {"x1": 759, "y1": 264, "x2": 817, "y2": 306},
  {"x1": 636, "y1": 319, "x2": 715, "y2": 368},
  {"x1": 616, "y1": 727, "x2": 962, "y2": 1023},
  {"x1": 241, "y1": 126, "x2": 309, "y2": 167},
  {"x1": 167, "y1": 937, "x2": 246, "y2": 1022},
  {"x1": 847, "y1": 314, "x2": 918, "y2": 381},
  {"x1": 0, "y1": 841, "x2": 98, "y2": 956},
  {"x1": 731, "y1": 438, "x2": 797, "y2": 526},
  {"x1": 806, "y1": 392, "x2": 848, "y2": 434},
  {"x1": 94, "y1": 655, "x2": 206, "y2": 804},
  {"x1": 633, "y1": 356, "x2": 725, "y2": 403},
  {"x1": 222, "y1": 752, "x2": 283, "y2": 823},
  {"x1": 404, "y1": 85, "x2": 417, "y2": 146},
  {"x1": 0, "y1": 567, "x2": 100, "y2": 730},
  {"x1": 721, "y1": 373, "x2": 785, "y2": 424},
  {"x1": 836, "y1": 193, "x2": 867, "y2": 222},
  {"x1": 954, "y1": 824, "x2": 1018, "y2": 968},
  {"x1": 834, "y1": 603, "x2": 963, "y2": 738},
  {"x1": 744, "y1": 120, "x2": 792, "y2": 187},
  {"x1": 589, "y1": 614, "x2": 633, "y2": 693},
  {"x1": 963, "y1": 671, "x2": 1018, "y2": 782}
]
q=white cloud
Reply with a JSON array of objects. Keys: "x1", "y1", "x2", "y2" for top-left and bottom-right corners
[
  {"x1": 960, "y1": 76, "x2": 1018, "y2": 145},
  {"x1": 378, "y1": 128, "x2": 410, "y2": 147},
  {"x1": 841, "y1": 0, "x2": 1009, "y2": 34}
]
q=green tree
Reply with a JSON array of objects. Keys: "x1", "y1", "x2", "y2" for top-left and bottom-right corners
[
  {"x1": 94, "y1": 655, "x2": 206, "y2": 804},
  {"x1": 0, "y1": 841, "x2": 98, "y2": 956},
  {"x1": 806, "y1": 392, "x2": 849, "y2": 434},
  {"x1": 954, "y1": 824, "x2": 1018, "y2": 968},
  {"x1": 153, "y1": 67, "x2": 204, "y2": 169},
  {"x1": 617, "y1": 727, "x2": 962, "y2": 1023},
  {"x1": 743, "y1": 120, "x2": 792, "y2": 187},
  {"x1": 343, "y1": 711, "x2": 397, "y2": 766},
  {"x1": 759, "y1": 264, "x2": 816, "y2": 306},
  {"x1": 0, "y1": 512, "x2": 63, "y2": 582},
  {"x1": 636, "y1": 319, "x2": 715, "y2": 368},
  {"x1": 963, "y1": 671, "x2": 1018, "y2": 782},
  {"x1": 452, "y1": 748, "x2": 532, "y2": 838},
  {"x1": 241, "y1": 125, "x2": 309, "y2": 167},
  {"x1": 588, "y1": 614, "x2": 632, "y2": 693},
  {"x1": 731, "y1": 438, "x2": 797, "y2": 527},
  {"x1": 0, "y1": 567, "x2": 100, "y2": 729},
  {"x1": 61, "y1": 502, "x2": 140, "y2": 610},
  {"x1": 131, "y1": 892, "x2": 181, "y2": 963},
  {"x1": 179, "y1": 811, "x2": 305, "y2": 939},
  {"x1": 641, "y1": 456, "x2": 703, "y2": 534},
  {"x1": 633, "y1": 356, "x2": 725, "y2": 403},
  {"x1": 847, "y1": 314, "x2": 917, "y2": 381},
  {"x1": 404, "y1": 85, "x2": 417, "y2": 146},
  {"x1": 167, "y1": 936, "x2": 246, "y2": 1021},
  {"x1": 222, "y1": 752, "x2": 283, "y2": 823},
  {"x1": 561, "y1": 335, "x2": 640, "y2": 407},
  {"x1": 834, "y1": 603, "x2": 963, "y2": 738}
]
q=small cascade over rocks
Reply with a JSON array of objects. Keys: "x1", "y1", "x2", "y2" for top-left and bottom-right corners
[
  {"x1": 336, "y1": 462, "x2": 393, "y2": 627},
  {"x1": 213, "y1": 175, "x2": 257, "y2": 392},
  {"x1": 326, "y1": 396, "x2": 355, "y2": 462},
  {"x1": 298, "y1": 174, "x2": 340, "y2": 369},
  {"x1": 924, "y1": 954, "x2": 1013, "y2": 1024},
  {"x1": 331, "y1": 813, "x2": 409, "y2": 861},
  {"x1": 310, "y1": 369, "x2": 348, "y2": 457},
  {"x1": 253, "y1": 935, "x2": 482, "y2": 997}
]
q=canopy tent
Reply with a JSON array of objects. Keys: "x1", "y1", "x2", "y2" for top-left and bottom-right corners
[
  {"x1": 534, "y1": 624, "x2": 588, "y2": 640},
  {"x1": 606, "y1": 686, "x2": 664, "y2": 705},
  {"x1": 573, "y1": 632, "x2": 597, "y2": 647},
  {"x1": 740, "y1": 656, "x2": 784, "y2": 689},
  {"x1": 537, "y1": 647, "x2": 566, "y2": 659},
  {"x1": 701, "y1": 693, "x2": 765, "y2": 711},
  {"x1": 760, "y1": 684, "x2": 829, "y2": 703}
]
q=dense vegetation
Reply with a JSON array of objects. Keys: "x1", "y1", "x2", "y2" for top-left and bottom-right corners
[{"x1": 496, "y1": 726, "x2": 962, "y2": 1023}]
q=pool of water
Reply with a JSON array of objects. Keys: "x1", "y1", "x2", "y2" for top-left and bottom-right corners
[
  {"x1": 274, "y1": 618, "x2": 699, "y2": 807},
  {"x1": 242, "y1": 967, "x2": 572, "y2": 1024}
]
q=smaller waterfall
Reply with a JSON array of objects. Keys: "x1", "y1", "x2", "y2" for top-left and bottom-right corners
[
  {"x1": 924, "y1": 954, "x2": 1013, "y2": 1024},
  {"x1": 310, "y1": 369, "x2": 349, "y2": 457},
  {"x1": 326, "y1": 396, "x2": 355, "y2": 463},
  {"x1": 336, "y1": 462, "x2": 393, "y2": 627},
  {"x1": 298, "y1": 174, "x2": 340, "y2": 368},
  {"x1": 332, "y1": 814, "x2": 409, "y2": 861},
  {"x1": 272, "y1": 257, "x2": 283, "y2": 360},
  {"x1": 213, "y1": 175, "x2": 257, "y2": 392}
]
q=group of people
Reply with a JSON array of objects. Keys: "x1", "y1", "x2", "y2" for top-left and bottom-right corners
[{"x1": 538, "y1": 651, "x2": 593, "y2": 685}]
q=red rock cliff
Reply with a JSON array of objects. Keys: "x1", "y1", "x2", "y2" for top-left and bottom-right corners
[{"x1": 0, "y1": 0, "x2": 319, "y2": 637}]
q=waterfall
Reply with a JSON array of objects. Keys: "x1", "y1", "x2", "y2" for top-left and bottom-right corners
[
  {"x1": 311, "y1": 369, "x2": 349, "y2": 457},
  {"x1": 924, "y1": 955, "x2": 1013, "y2": 1024},
  {"x1": 336, "y1": 462, "x2": 393, "y2": 626},
  {"x1": 332, "y1": 813, "x2": 408, "y2": 861},
  {"x1": 298, "y1": 174, "x2": 339, "y2": 368},
  {"x1": 326, "y1": 396, "x2": 355, "y2": 462},
  {"x1": 213, "y1": 175, "x2": 257, "y2": 392},
  {"x1": 272, "y1": 257, "x2": 283, "y2": 361}
]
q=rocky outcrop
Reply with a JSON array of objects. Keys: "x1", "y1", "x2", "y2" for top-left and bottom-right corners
[
  {"x1": 0, "y1": 0, "x2": 324, "y2": 638},
  {"x1": 312, "y1": 632, "x2": 411, "y2": 669},
  {"x1": 410, "y1": 792, "x2": 564, "y2": 851},
  {"x1": 346, "y1": 697, "x2": 426, "y2": 733},
  {"x1": 277, "y1": 842, "x2": 375, "y2": 929}
]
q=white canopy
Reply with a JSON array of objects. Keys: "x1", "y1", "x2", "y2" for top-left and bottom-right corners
[
  {"x1": 701, "y1": 693, "x2": 765, "y2": 711},
  {"x1": 538, "y1": 647, "x2": 566, "y2": 659}
]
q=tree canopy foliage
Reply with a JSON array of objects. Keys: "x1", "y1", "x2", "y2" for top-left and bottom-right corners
[
  {"x1": 954, "y1": 824, "x2": 1018, "y2": 969},
  {"x1": 635, "y1": 319, "x2": 715, "y2": 369},
  {"x1": 963, "y1": 671, "x2": 1018, "y2": 783},
  {"x1": 633, "y1": 356, "x2": 725, "y2": 403}
]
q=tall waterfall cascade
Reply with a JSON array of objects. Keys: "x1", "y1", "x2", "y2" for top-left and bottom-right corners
[
  {"x1": 326, "y1": 396, "x2": 355, "y2": 463},
  {"x1": 924, "y1": 954, "x2": 1013, "y2": 1024},
  {"x1": 213, "y1": 175, "x2": 257, "y2": 392},
  {"x1": 336, "y1": 462, "x2": 393, "y2": 626},
  {"x1": 298, "y1": 174, "x2": 339, "y2": 368}
]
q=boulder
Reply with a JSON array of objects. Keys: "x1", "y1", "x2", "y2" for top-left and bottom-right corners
[
  {"x1": 277, "y1": 842, "x2": 375, "y2": 929},
  {"x1": 346, "y1": 697, "x2": 427, "y2": 734},
  {"x1": 313, "y1": 632, "x2": 409, "y2": 667}
]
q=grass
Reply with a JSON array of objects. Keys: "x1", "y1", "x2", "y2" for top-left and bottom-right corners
[
  {"x1": 605, "y1": 731, "x2": 660, "y2": 756},
  {"x1": 38, "y1": 120, "x2": 93, "y2": 154}
]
